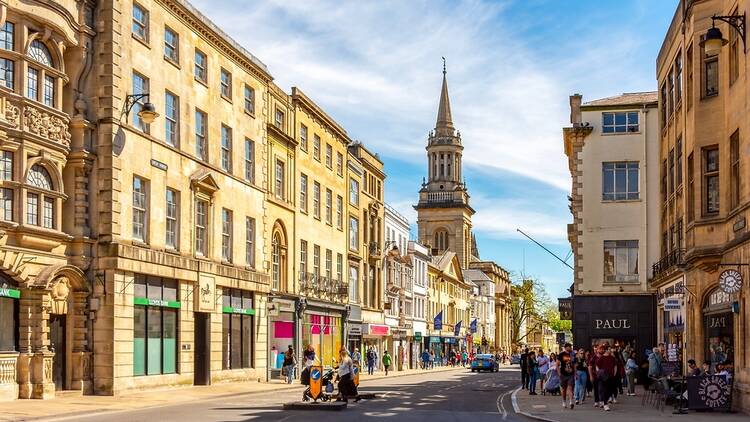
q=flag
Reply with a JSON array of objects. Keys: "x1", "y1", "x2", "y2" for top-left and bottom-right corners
[
  {"x1": 434, "y1": 311, "x2": 443, "y2": 330},
  {"x1": 470, "y1": 319, "x2": 478, "y2": 333},
  {"x1": 454, "y1": 320, "x2": 462, "y2": 336}
]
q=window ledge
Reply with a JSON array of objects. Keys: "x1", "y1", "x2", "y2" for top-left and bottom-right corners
[
  {"x1": 244, "y1": 110, "x2": 255, "y2": 119},
  {"x1": 194, "y1": 77, "x2": 208, "y2": 88},
  {"x1": 221, "y1": 94, "x2": 232, "y2": 103},
  {"x1": 132, "y1": 239, "x2": 150, "y2": 248},
  {"x1": 164, "y1": 56, "x2": 180, "y2": 69},
  {"x1": 132, "y1": 34, "x2": 150, "y2": 49},
  {"x1": 601, "y1": 198, "x2": 641, "y2": 203},
  {"x1": 164, "y1": 247, "x2": 180, "y2": 255},
  {"x1": 221, "y1": 260, "x2": 234, "y2": 267},
  {"x1": 600, "y1": 131, "x2": 642, "y2": 136}
]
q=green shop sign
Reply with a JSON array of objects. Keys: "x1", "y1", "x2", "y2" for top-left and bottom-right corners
[
  {"x1": 222, "y1": 306, "x2": 256, "y2": 315},
  {"x1": 133, "y1": 297, "x2": 181, "y2": 309},
  {"x1": 414, "y1": 332, "x2": 422, "y2": 342},
  {"x1": 0, "y1": 288, "x2": 20, "y2": 299}
]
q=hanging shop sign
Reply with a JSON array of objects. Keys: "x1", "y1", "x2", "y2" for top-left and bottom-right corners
[
  {"x1": 0, "y1": 287, "x2": 21, "y2": 299},
  {"x1": 718, "y1": 269, "x2": 743, "y2": 294},
  {"x1": 664, "y1": 298, "x2": 681, "y2": 310},
  {"x1": 558, "y1": 297, "x2": 572, "y2": 320},
  {"x1": 687, "y1": 375, "x2": 732, "y2": 411}
]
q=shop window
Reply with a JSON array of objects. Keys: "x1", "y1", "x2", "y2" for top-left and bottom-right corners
[
  {"x1": 0, "y1": 275, "x2": 19, "y2": 352},
  {"x1": 133, "y1": 275, "x2": 179, "y2": 376},
  {"x1": 301, "y1": 314, "x2": 342, "y2": 368},
  {"x1": 222, "y1": 289, "x2": 255, "y2": 370}
]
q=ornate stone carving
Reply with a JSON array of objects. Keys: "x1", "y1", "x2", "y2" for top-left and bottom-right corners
[
  {"x1": 43, "y1": 357, "x2": 52, "y2": 382},
  {"x1": 22, "y1": 104, "x2": 71, "y2": 145},
  {"x1": 4, "y1": 101, "x2": 20, "y2": 127},
  {"x1": 49, "y1": 275, "x2": 70, "y2": 314}
]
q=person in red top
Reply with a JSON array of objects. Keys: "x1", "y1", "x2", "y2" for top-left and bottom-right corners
[
  {"x1": 588, "y1": 347, "x2": 601, "y2": 405},
  {"x1": 593, "y1": 344, "x2": 618, "y2": 411}
]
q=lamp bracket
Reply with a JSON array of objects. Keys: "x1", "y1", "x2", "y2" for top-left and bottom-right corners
[
  {"x1": 119, "y1": 93, "x2": 151, "y2": 123},
  {"x1": 713, "y1": 13, "x2": 746, "y2": 51}
]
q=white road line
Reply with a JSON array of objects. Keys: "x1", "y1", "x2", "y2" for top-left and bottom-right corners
[{"x1": 497, "y1": 389, "x2": 512, "y2": 419}]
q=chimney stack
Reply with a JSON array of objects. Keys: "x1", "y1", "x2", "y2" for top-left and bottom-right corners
[{"x1": 569, "y1": 94, "x2": 582, "y2": 127}]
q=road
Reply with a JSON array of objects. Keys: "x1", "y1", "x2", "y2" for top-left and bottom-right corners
[{"x1": 45, "y1": 367, "x2": 530, "y2": 422}]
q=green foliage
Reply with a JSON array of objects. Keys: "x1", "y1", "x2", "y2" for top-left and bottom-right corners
[{"x1": 508, "y1": 277, "x2": 554, "y2": 350}]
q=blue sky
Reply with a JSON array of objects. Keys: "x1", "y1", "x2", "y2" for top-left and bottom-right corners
[{"x1": 192, "y1": 0, "x2": 678, "y2": 299}]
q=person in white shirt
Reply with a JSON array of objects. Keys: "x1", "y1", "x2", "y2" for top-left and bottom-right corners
[
  {"x1": 537, "y1": 350, "x2": 550, "y2": 395},
  {"x1": 336, "y1": 349, "x2": 360, "y2": 403}
]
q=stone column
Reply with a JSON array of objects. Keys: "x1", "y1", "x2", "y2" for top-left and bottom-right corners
[
  {"x1": 16, "y1": 289, "x2": 38, "y2": 399},
  {"x1": 31, "y1": 293, "x2": 55, "y2": 399},
  {"x1": 70, "y1": 292, "x2": 92, "y2": 393}
]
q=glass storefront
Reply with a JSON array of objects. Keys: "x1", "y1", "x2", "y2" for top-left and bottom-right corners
[
  {"x1": 0, "y1": 275, "x2": 19, "y2": 352},
  {"x1": 269, "y1": 310, "x2": 296, "y2": 370},
  {"x1": 133, "y1": 275, "x2": 179, "y2": 376},
  {"x1": 301, "y1": 312, "x2": 342, "y2": 367},
  {"x1": 703, "y1": 288, "x2": 734, "y2": 368}
]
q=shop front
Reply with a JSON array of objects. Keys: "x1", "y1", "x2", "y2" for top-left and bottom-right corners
[
  {"x1": 301, "y1": 307, "x2": 344, "y2": 368},
  {"x1": 702, "y1": 287, "x2": 734, "y2": 368},
  {"x1": 362, "y1": 323, "x2": 390, "y2": 369},
  {"x1": 427, "y1": 336, "x2": 442, "y2": 364},
  {"x1": 572, "y1": 295, "x2": 656, "y2": 356},
  {"x1": 657, "y1": 278, "x2": 686, "y2": 375},
  {"x1": 267, "y1": 297, "x2": 297, "y2": 379}
]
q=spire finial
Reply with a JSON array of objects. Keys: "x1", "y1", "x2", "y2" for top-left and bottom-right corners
[{"x1": 442, "y1": 56, "x2": 446, "y2": 75}]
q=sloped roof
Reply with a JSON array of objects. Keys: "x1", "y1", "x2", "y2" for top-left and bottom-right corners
[
  {"x1": 582, "y1": 91, "x2": 657, "y2": 107},
  {"x1": 462, "y1": 269, "x2": 492, "y2": 282}
]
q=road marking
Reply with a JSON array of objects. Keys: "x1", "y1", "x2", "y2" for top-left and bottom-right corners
[{"x1": 497, "y1": 388, "x2": 512, "y2": 419}]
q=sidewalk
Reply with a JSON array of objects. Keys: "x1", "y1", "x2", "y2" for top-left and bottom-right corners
[
  {"x1": 2, "y1": 365, "x2": 462, "y2": 421},
  {"x1": 512, "y1": 385, "x2": 748, "y2": 422}
]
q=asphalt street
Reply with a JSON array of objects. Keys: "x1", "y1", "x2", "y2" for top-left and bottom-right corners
[{"x1": 42, "y1": 367, "x2": 530, "y2": 422}]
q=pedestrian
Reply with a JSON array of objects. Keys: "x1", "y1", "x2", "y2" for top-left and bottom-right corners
[
  {"x1": 612, "y1": 347, "x2": 624, "y2": 400},
  {"x1": 336, "y1": 349, "x2": 360, "y2": 403},
  {"x1": 625, "y1": 351, "x2": 638, "y2": 395},
  {"x1": 382, "y1": 350, "x2": 392, "y2": 375},
  {"x1": 588, "y1": 346, "x2": 601, "y2": 405},
  {"x1": 351, "y1": 347, "x2": 361, "y2": 365},
  {"x1": 303, "y1": 344, "x2": 316, "y2": 368},
  {"x1": 283, "y1": 345, "x2": 296, "y2": 384},
  {"x1": 558, "y1": 344, "x2": 575, "y2": 409},
  {"x1": 594, "y1": 344, "x2": 617, "y2": 411},
  {"x1": 527, "y1": 350, "x2": 539, "y2": 395},
  {"x1": 545, "y1": 354, "x2": 561, "y2": 396},
  {"x1": 421, "y1": 349, "x2": 430, "y2": 369},
  {"x1": 701, "y1": 359, "x2": 712, "y2": 376},
  {"x1": 536, "y1": 349, "x2": 549, "y2": 395},
  {"x1": 647, "y1": 346, "x2": 662, "y2": 381},
  {"x1": 366, "y1": 347, "x2": 376, "y2": 375},
  {"x1": 429, "y1": 350, "x2": 435, "y2": 369},
  {"x1": 462, "y1": 350, "x2": 469, "y2": 367},
  {"x1": 520, "y1": 348, "x2": 529, "y2": 389},
  {"x1": 687, "y1": 359, "x2": 701, "y2": 376},
  {"x1": 574, "y1": 348, "x2": 588, "y2": 405}
]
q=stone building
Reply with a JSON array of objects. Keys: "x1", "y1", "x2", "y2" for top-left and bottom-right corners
[
  {"x1": 425, "y1": 251, "x2": 471, "y2": 362},
  {"x1": 469, "y1": 260, "x2": 512, "y2": 354},
  {"x1": 653, "y1": 0, "x2": 750, "y2": 412},
  {"x1": 347, "y1": 142, "x2": 386, "y2": 365},
  {"x1": 563, "y1": 92, "x2": 660, "y2": 353}
]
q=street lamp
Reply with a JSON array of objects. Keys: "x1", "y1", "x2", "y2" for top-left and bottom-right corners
[
  {"x1": 700, "y1": 13, "x2": 746, "y2": 57},
  {"x1": 120, "y1": 93, "x2": 159, "y2": 124}
]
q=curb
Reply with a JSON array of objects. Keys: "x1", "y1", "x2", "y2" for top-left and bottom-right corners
[{"x1": 511, "y1": 387, "x2": 560, "y2": 422}]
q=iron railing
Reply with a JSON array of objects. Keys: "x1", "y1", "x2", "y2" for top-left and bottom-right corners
[
  {"x1": 299, "y1": 272, "x2": 348, "y2": 302},
  {"x1": 652, "y1": 248, "x2": 685, "y2": 279}
]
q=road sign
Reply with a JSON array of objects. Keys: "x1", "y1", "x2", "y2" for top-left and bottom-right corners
[{"x1": 309, "y1": 366, "x2": 323, "y2": 401}]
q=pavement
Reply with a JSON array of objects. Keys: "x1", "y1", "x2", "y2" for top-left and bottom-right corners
[
  {"x1": 512, "y1": 382, "x2": 749, "y2": 422},
  {"x1": 0, "y1": 364, "x2": 469, "y2": 421}
]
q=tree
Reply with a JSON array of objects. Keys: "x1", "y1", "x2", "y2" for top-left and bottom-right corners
[
  {"x1": 543, "y1": 303, "x2": 572, "y2": 333},
  {"x1": 508, "y1": 278, "x2": 553, "y2": 351}
]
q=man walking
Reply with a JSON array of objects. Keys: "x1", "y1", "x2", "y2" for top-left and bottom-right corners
[
  {"x1": 421, "y1": 349, "x2": 430, "y2": 369},
  {"x1": 366, "y1": 347, "x2": 376, "y2": 375},
  {"x1": 520, "y1": 348, "x2": 529, "y2": 389},
  {"x1": 382, "y1": 350, "x2": 392, "y2": 375},
  {"x1": 559, "y1": 343, "x2": 575, "y2": 409}
]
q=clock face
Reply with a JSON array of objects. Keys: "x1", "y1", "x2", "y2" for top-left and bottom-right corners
[{"x1": 719, "y1": 269, "x2": 743, "y2": 294}]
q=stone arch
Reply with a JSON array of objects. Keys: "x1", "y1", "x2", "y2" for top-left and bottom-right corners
[
  {"x1": 25, "y1": 156, "x2": 64, "y2": 193},
  {"x1": 33, "y1": 264, "x2": 88, "y2": 292},
  {"x1": 24, "y1": 30, "x2": 65, "y2": 72}
]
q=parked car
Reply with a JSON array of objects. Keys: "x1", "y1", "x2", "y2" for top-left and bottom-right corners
[
  {"x1": 471, "y1": 354, "x2": 499, "y2": 372},
  {"x1": 510, "y1": 354, "x2": 521, "y2": 365}
]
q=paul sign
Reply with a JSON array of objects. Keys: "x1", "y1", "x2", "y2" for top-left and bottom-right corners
[
  {"x1": 718, "y1": 269, "x2": 743, "y2": 294},
  {"x1": 595, "y1": 319, "x2": 631, "y2": 329}
]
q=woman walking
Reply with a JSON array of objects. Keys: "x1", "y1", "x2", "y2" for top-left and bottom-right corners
[
  {"x1": 527, "y1": 351, "x2": 539, "y2": 395},
  {"x1": 625, "y1": 351, "x2": 638, "y2": 396},
  {"x1": 336, "y1": 349, "x2": 360, "y2": 403},
  {"x1": 574, "y1": 348, "x2": 588, "y2": 405},
  {"x1": 283, "y1": 345, "x2": 296, "y2": 384}
]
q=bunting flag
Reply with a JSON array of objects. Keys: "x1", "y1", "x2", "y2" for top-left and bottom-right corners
[
  {"x1": 434, "y1": 311, "x2": 443, "y2": 330},
  {"x1": 454, "y1": 320, "x2": 462, "y2": 336},
  {"x1": 470, "y1": 319, "x2": 478, "y2": 333}
]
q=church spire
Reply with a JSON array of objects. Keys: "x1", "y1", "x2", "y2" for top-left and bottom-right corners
[{"x1": 435, "y1": 57, "x2": 454, "y2": 137}]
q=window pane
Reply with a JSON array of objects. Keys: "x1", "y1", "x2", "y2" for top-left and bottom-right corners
[
  {"x1": 222, "y1": 313, "x2": 230, "y2": 369},
  {"x1": 602, "y1": 113, "x2": 613, "y2": 126},
  {"x1": 242, "y1": 315, "x2": 252, "y2": 368},
  {"x1": 133, "y1": 306, "x2": 146, "y2": 375},
  {"x1": 134, "y1": 274, "x2": 147, "y2": 298},
  {"x1": 0, "y1": 188, "x2": 13, "y2": 221},
  {"x1": 162, "y1": 309, "x2": 177, "y2": 374},
  {"x1": 231, "y1": 314, "x2": 241, "y2": 369},
  {"x1": 146, "y1": 307, "x2": 161, "y2": 375},
  {"x1": 615, "y1": 168, "x2": 626, "y2": 199},
  {"x1": 43, "y1": 76, "x2": 54, "y2": 107},
  {"x1": 614, "y1": 113, "x2": 626, "y2": 125},
  {"x1": 0, "y1": 22, "x2": 14, "y2": 51},
  {"x1": 26, "y1": 192, "x2": 38, "y2": 225},
  {"x1": 0, "y1": 58, "x2": 14, "y2": 89},
  {"x1": 26, "y1": 67, "x2": 38, "y2": 100}
]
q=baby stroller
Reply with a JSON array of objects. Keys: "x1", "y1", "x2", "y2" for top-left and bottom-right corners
[{"x1": 544, "y1": 367, "x2": 561, "y2": 395}]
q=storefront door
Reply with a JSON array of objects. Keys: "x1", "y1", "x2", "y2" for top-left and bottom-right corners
[
  {"x1": 49, "y1": 314, "x2": 66, "y2": 390},
  {"x1": 194, "y1": 312, "x2": 211, "y2": 385},
  {"x1": 703, "y1": 288, "x2": 734, "y2": 368}
]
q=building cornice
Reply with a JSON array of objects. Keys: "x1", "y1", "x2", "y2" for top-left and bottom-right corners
[{"x1": 292, "y1": 87, "x2": 350, "y2": 145}]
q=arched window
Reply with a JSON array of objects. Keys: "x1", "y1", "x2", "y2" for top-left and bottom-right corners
[
  {"x1": 434, "y1": 229, "x2": 449, "y2": 252},
  {"x1": 28, "y1": 40, "x2": 52, "y2": 67},
  {"x1": 25, "y1": 164, "x2": 56, "y2": 229},
  {"x1": 26, "y1": 164, "x2": 53, "y2": 190}
]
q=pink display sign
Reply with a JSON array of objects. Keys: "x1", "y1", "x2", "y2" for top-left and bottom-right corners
[
  {"x1": 369, "y1": 324, "x2": 389, "y2": 336},
  {"x1": 273, "y1": 321, "x2": 294, "y2": 338}
]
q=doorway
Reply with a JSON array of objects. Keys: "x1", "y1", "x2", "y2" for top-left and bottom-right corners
[
  {"x1": 49, "y1": 314, "x2": 66, "y2": 390},
  {"x1": 194, "y1": 312, "x2": 210, "y2": 385}
]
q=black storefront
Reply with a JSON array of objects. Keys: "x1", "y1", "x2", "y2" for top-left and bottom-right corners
[{"x1": 572, "y1": 295, "x2": 656, "y2": 356}]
